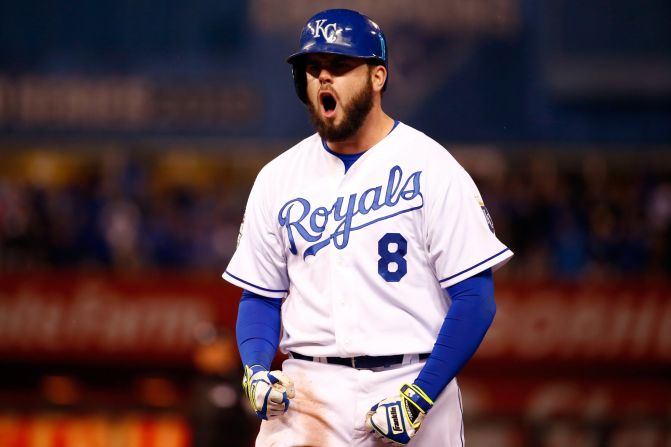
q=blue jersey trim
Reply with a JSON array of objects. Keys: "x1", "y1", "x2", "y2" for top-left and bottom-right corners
[
  {"x1": 389, "y1": 119, "x2": 400, "y2": 133},
  {"x1": 438, "y1": 248, "x2": 510, "y2": 284},
  {"x1": 224, "y1": 270, "x2": 288, "y2": 293},
  {"x1": 321, "y1": 139, "x2": 363, "y2": 174}
]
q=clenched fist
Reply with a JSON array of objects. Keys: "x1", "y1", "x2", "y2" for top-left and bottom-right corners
[{"x1": 242, "y1": 365, "x2": 296, "y2": 420}]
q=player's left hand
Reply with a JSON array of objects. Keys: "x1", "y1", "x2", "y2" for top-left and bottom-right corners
[{"x1": 365, "y1": 383, "x2": 434, "y2": 445}]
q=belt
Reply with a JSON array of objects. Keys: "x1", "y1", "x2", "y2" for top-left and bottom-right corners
[{"x1": 289, "y1": 351, "x2": 430, "y2": 369}]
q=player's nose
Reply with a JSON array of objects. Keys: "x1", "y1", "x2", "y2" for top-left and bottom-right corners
[{"x1": 318, "y1": 67, "x2": 334, "y2": 84}]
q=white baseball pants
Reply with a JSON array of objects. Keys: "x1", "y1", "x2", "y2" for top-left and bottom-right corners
[{"x1": 255, "y1": 357, "x2": 465, "y2": 446}]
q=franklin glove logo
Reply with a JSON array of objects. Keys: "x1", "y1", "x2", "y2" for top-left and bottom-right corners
[{"x1": 390, "y1": 404, "x2": 403, "y2": 434}]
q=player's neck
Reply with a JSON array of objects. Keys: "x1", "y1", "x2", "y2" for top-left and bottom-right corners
[{"x1": 326, "y1": 108, "x2": 394, "y2": 155}]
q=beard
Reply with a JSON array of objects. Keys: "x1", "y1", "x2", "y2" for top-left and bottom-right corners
[{"x1": 307, "y1": 76, "x2": 374, "y2": 142}]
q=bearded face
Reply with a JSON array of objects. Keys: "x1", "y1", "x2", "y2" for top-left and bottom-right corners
[{"x1": 306, "y1": 67, "x2": 375, "y2": 142}]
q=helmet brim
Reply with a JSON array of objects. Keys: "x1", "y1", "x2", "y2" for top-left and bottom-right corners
[{"x1": 287, "y1": 49, "x2": 386, "y2": 67}]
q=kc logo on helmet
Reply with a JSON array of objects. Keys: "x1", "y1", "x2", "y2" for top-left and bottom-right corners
[{"x1": 307, "y1": 19, "x2": 341, "y2": 43}]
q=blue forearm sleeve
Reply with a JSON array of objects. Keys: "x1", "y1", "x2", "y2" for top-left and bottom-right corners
[
  {"x1": 414, "y1": 268, "x2": 496, "y2": 401},
  {"x1": 236, "y1": 289, "x2": 282, "y2": 370}
]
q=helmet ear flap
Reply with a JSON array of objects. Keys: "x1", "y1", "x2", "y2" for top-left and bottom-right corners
[{"x1": 292, "y1": 64, "x2": 308, "y2": 104}]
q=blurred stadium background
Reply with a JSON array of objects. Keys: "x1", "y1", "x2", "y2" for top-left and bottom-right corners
[{"x1": 1, "y1": 0, "x2": 670, "y2": 446}]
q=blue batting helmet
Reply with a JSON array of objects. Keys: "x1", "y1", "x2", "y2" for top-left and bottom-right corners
[{"x1": 286, "y1": 9, "x2": 389, "y2": 103}]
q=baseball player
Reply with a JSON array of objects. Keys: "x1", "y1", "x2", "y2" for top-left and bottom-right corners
[{"x1": 224, "y1": 9, "x2": 512, "y2": 446}]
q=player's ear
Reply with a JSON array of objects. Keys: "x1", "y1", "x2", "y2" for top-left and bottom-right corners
[{"x1": 370, "y1": 65, "x2": 387, "y2": 93}]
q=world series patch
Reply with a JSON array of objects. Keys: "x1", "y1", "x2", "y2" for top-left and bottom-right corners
[
  {"x1": 475, "y1": 195, "x2": 495, "y2": 234},
  {"x1": 481, "y1": 205, "x2": 495, "y2": 234},
  {"x1": 237, "y1": 215, "x2": 245, "y2": 247}
]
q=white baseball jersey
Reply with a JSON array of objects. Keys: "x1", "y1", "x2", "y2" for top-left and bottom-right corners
[{"x1": 224, "y1": 122, "x2": 512, "y2": 358}]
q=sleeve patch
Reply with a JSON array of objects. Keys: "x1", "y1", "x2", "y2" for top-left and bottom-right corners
[
  {"x1": 481, "y1": 205, "x2": 495, "y2": 234},
  {"x1": 475, "y1": 195, "x2": 495, "y2": 234},
  {"x1": 236, "y1": 215, "x2": 245, "y2": 247}
]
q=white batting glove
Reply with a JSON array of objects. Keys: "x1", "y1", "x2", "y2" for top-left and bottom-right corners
[
  {"x1": 242, "y1": 364, "x2": 296, "y2": 420},
  {"x1": 365, "y1": 383, "x2": 434, "y2": 445}
]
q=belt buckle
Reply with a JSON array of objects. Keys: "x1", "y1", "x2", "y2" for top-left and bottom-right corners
[{"x1": 351, "y1": 357, "x2": 357, "y2": 368}]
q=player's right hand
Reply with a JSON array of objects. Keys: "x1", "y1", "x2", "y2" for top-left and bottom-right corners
[{"x1": 242, "y1": 365, "x2": 296, "y2": 420}]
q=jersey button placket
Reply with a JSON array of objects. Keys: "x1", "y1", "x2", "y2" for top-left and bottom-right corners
[
  {"x1": 330, "y1": 250, "x2": 355, "y2": 355},
  {"x1": 336, "y1": 256, "x2": 347, "y2": 306}
]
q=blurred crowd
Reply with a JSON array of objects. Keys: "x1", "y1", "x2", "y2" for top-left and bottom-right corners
[
  {"x1": 470, "y1": 149, "x2": 671, "y2": 280},
  {"x1": 1, "y1": 146, "x2": 670, "y2": 280},
  {"x1": 0, "y1": 148, "x2": 250, "y2": 272}
]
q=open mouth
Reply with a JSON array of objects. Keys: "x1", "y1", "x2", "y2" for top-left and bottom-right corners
[{"x1": 320, "y1": 91, "x2": 337, "y2": 117}]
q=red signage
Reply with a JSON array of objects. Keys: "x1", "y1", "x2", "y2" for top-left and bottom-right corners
[
  {"x1": 477, "y1": 281, "x2": 671, "y2": 365},
  {"x1": 0, "y1": 272, "x2": 241, "y2": 364},
  {"x1": 1, "y1": 273, "x2": 670, "y2": 368}
]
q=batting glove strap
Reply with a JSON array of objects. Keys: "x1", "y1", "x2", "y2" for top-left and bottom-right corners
[
  {"x1": 242, "y1": 365, "x2": 267, "y2": 418},
  {"x1": 242, "y1": 364, "x2": 267, "y2": 395},
  {"x1": 400, "y1": 383, "x2": 434, "y2": 416}
]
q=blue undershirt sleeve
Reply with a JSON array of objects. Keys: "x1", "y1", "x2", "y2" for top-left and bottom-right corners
[
  {"x1": 235, "y1": 289, "x2": 282, "y2": 370},
  {"x1": 413, "y1": 268, "x2": 496, "y2": 402}
]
